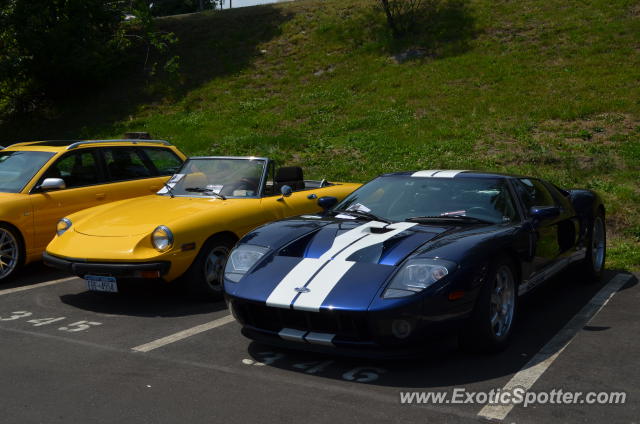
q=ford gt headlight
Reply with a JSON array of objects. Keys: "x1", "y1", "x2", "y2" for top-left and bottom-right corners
[
  {"x1": 383, "y1": 258, "x2": 456, "y2": 298},
  {"x1": 151, "y1": 225, "x2": 174, "y2": 252},
  {"x1": 224, "y1": 245, "x2": 270, "y2": 283},
  {"x1": 56, "y1": 218, "x2": 72, "y2": 236}
]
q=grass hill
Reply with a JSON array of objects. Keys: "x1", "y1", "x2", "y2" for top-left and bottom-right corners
[{"x1": 1, "y1": 0, "x2": 638, "y2": 269}]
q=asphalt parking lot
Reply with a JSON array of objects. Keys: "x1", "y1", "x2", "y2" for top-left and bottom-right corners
[{"x1": 0, "y1": 263, "x2": 637, "y2": 424}]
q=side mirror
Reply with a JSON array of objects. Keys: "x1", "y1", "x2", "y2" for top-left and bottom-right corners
[
  {"x1": 317, "y1": 196, "x2": 338, "y2": 212},
  {"x1": 39, "y1": 178, "x2": 66, "y2": 192},
  {"x1": 529, "y1": 206, "x2": 560, "y2": 224},
  {"x1": 280, "y1": 185, "x2": 293, "y2": 198}
]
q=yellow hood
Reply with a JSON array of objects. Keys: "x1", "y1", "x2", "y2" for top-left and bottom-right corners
[{"x1": 73, "y1": 194, "x2": 229, "y2": 237}]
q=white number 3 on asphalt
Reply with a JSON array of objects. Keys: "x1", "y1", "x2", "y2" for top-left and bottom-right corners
[{"x1": 0, "y1": 311, "x2": 32, "y2": 321}]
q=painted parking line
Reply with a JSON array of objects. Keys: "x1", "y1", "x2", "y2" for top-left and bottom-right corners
[
  {"x1": 0, "y1": 276, "x2": 78, "y2": 296},
  {"x1": 477, "y1": 273, "x2": 633, "y2": 422},
  {"x1": 132, "y1": 314, "x2": 235, "y2": 353}
]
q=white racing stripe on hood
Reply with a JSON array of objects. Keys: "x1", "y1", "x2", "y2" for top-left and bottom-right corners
[
  {"x1": 290, "y1": 260, "x2": 356, "y2": 312},
  {"x1": 265, "y1": 221, "x2": 386, "y2": 309},
  {"x1": 292, "y1": 222, "x2": 416, "y2": 312},
  {"x1": 266, "y1": 259, "x2": 328, "y2": 309},
  {"x1": 265, "y1": 221, "x2": 417, "y2": 311}
]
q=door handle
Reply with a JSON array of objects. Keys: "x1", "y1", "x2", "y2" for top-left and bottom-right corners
[
  {"x1": 96, "y1": 193, "x2": 106, "y2": 200},
  {"x1": 307, "y1": 193, "x2": 317, "y2": 200}
]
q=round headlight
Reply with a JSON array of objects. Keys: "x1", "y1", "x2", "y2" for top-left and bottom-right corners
[
  {"x1": 151, "y1": 225, "x2": 173, "y2": 252},
  {"x1": 56, "y1": 218, "x2": 72, "y2": 236}
]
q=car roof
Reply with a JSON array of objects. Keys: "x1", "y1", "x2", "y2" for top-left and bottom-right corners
[
  {"x1": 381, "y1": 170, "x2": 526, "y2": 179},
  {"x1": 2, "y1": 139, "x2": 174, "y2": 153}
]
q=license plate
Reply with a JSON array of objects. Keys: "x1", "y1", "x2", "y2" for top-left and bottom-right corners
[{"x1": 85, "y1": 275, "x2": 118, "y2": 293}]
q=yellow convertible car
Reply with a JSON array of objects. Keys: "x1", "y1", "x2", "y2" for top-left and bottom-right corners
[
  {"x1": 0, "y1": 139, "x2": 186, "y2": 281},
  {"x1": 44, "y1": 156, "x2": 360, "y2": 298}
]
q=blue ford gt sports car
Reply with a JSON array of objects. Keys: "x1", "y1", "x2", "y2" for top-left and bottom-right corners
[{"x1": 223, "y1": 170, "x2": 606, "y2": 357}]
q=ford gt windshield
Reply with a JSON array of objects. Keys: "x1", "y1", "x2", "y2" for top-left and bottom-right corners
[
  {"x1": 158, "y1": 157, "x2": 266, "y2": 198},
  {"x1": 334, "y1": 175, "x2": 519, "y2": 224},
  {"x1": 0, "y1": 151, "x2": 55, "y2": 193}
]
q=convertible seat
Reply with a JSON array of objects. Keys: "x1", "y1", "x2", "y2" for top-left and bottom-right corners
[{"x1": 275, "y1": 166, "x2": 305, "y2": 191}]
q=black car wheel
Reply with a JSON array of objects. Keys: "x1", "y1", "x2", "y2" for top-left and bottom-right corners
[
  {"x1": 0, "y1": 224, "x2": 23, "y2": 282},
  {"x1": 580, "y1": 211, "x2": 606, "y2": 283},
  {"x1": 184, "y1": 235, "x2": 235, "y2": 300},
  {"x1": 460, "y1": 256, "x2": 518, "y2": 353}
]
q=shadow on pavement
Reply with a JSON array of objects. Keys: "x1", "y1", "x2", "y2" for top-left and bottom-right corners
[
  {"x1": 59, "y1": 280, "x2": 227, "y2": 318},
  {"x1": 0, "y1": 262, "x2": 73, "y2": 291}
]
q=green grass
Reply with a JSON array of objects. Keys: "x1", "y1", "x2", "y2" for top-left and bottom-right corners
[{"x1": 1, "y1": 0, "x2": 638, "y2": 270}]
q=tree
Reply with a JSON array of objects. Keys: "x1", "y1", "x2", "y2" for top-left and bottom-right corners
[
  {"x1": 0, "y1": 0, "x2": 177, "y2": 116},
  {"x1": 378, "y1": 0, "x2": 433, "y2": 38}
]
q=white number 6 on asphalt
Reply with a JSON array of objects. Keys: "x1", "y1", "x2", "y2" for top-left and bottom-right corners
[{"x1": 342, "y1": 366, "x2": 386, "y2": 383}]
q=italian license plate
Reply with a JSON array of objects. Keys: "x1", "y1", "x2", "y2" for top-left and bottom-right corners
[{"x1": 85, "y1": 275, "x2": 118, "y2": 293}]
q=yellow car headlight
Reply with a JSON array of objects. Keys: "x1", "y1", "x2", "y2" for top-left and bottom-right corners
[
  {"x1": 56, "y1": 218, "x2": 72, "y2": 236},
  {"x1": 151, "y1": 225, "x2": 173, "y2": 252}
]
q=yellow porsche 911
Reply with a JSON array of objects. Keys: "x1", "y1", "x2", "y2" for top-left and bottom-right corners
[{"x1": 44, "y1": 156, "x2": 360, "y2": 298}]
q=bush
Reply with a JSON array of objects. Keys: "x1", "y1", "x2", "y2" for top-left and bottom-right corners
[
  {"x1": 378, "y1": 0, "x2": 436, "y2": 38},
  {"x1": 318, "y1": 0, "x2": 474, "y2": 57}
]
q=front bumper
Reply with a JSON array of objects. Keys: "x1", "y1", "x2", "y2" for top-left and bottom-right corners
[
  {"x1": 227, "y1": 296, "x2": 468, "y2": 359},
  {"x1": 43, "y1": 252, "x2": 171, "y2": 279},
  {"x1": 240, "y1": 326, "x2": 450, "y2": 359}
]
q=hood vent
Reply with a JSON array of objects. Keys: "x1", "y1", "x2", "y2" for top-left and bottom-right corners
[{"x1": 369, "y1": 226, "x2": 393, "y2": 234}]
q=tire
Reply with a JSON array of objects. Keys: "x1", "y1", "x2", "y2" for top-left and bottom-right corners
[
  {"x1": 0, "y1": 224, "x2": 24, "y2": 283},
  {"x1": 184, "y1": 235, "x2": 236, "y2": 300},
  {"x1": 459, "y1": 256, "x2": 518, "y2": 353},
  {"x1": 580, "y1": 211, "x2": 606, "y2": 283}
]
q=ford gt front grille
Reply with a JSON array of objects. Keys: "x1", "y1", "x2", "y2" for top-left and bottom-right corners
[{"x1": 233, "y1": 302, "x2": 371, "y2": 341}]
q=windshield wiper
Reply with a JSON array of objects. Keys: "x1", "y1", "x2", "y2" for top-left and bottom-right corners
[
  {"x1": 405, "y1": 215, "x2": 495, "y2": 225},
  {"x1": 332, "y1": 209, "x2": 391, "y2": 224},
  {"x1": 185, "y1": 187, "x2": 226, "y2": 200}
]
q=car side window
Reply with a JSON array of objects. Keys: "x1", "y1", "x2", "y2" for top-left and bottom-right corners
[
  {"x1": 41, "y1": 150, "x2": 101, "y2": 189},
  {"x1": 103, "y1": 148, "x2": 153, "y2": 181},
  {"x1": 141, "y1": 148, "x2": 183, "y2": 176},
  {"x1": 495, "y1": 182, "x2": 520, "y2": 222},
  {"x1": 543, "y1": 181, "x2": 573, "y2": 211},
  {"x1": 515, "y1": 178, "x2": 556, "y2": 211}
]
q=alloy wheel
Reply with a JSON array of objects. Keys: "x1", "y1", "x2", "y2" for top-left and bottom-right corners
[
  {"x1": 489, "y1": 265, "x2": 516, "y2": 338},
  {"x1": 591, "y1": 216, "x2": 605, "y2": 273},
  {"x1": 204, "y1": 246, "x2": 230, "y2": 291},
  {"x1": 0, "y1": 228, "x2": 19, "y2": 280}
]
